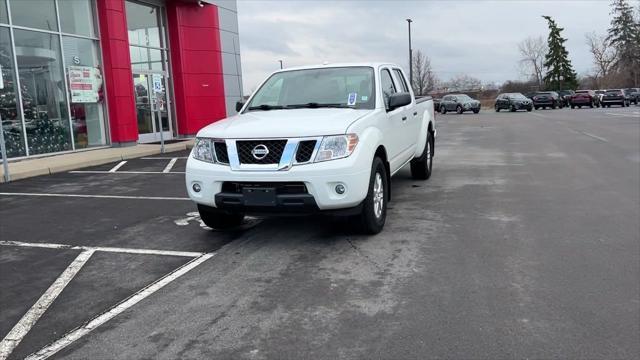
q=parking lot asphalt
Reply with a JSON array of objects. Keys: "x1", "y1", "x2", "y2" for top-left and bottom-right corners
[{"x1": 1, "y1": 105, "x2": 639, "y2": 359}]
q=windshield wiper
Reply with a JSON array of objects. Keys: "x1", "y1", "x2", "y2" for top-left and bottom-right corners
[
  {"x1": 247, "y1": 104, "x2": 286, "y2": 111},
  {"x1": 285, "y1": 102, "x2": 353, "y2": 109}
]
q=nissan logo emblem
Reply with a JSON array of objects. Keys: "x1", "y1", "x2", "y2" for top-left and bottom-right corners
[{"x1": 251, "y1": 144, "x2": 269, "y2": 160}]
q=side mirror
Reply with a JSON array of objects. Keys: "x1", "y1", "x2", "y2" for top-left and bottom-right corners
[
  {"x1": 235, "y1": 101, "x2": 244, "y2": 112},
  {"x1": 387, "y1": 92, "x2": 412, "y2": 111}
]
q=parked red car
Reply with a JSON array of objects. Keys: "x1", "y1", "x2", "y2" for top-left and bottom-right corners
[{"x1": 570, "y1": 90, "x2": 598, "y2": 108}]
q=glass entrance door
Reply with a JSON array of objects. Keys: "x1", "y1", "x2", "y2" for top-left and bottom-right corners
[{"x1": 133, "y1": 72, "x2": 172, "y2": 143}]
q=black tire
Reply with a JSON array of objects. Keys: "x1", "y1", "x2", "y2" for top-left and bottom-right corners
[
  {"x1": 441, "y1": 106, "x2": 447, "y2": 114},
  {"x1": 456, "y1": 105, "x2": 463, "y2": 114},
  {"x1": 534, "y1": 106, "x2": 539, "y2": 110},
  {"x1": 551, "y1": 104, "x2": 557, "y2": 109},
  {"x1": 410, "y1": 131, "x2": 434, "y2": 180},
  {"x1": 495, "y1": 104, "x2": 500, "y2": 112},
  {"x1": 357, "y1": 157, "x2": 388, "y2": 234},
  {"x1": 571, "y1": 105, "x2": 575, "y2": 109},
  {"x1": 542, "y1": 106, "x2": 546, "y2": 110},
  {"x1": 473, "y1": 109, "x2": 480, "y2": 114},
  {"x1": 578, "y1": 105, "x2": 582, "y2": 109},
  {"x1": 510, "y1": 105, "x2": 516, "y2": 112},
  {"x1": 197, "y1": 204, "x2": 244, "y2": 230},
  {"x1": 527, "y1": 107, "x2": 532, "y2": 112}
]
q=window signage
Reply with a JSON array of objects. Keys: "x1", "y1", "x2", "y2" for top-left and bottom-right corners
[{"x1": 68, "y1": 66, "x2": 101, "y2": 103}]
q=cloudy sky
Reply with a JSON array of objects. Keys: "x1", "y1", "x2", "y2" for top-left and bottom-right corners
[{"x1": 236, "y1": 0, "x2": 621, "y2": 93}]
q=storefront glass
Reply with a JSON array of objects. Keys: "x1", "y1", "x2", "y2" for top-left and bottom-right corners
[
  {"x1": 10, "y1": 0, "x2": 58, "y2": 32},
  {"x1": 58, "y1": 0, "x2": 96, "y2": 37},
  {"x1": 0, "y1": 27, "x2": 25, "y2": 158},
  {"x1": 63, "y1": 36, "x2": 106, "y2": 149},
  {"x1": 0, "y1": 1, "x2": 8, "y2": 24},
  {"x1": 0, "y1": 0, "x2": 106, "y2": 158},
  {"x1": 14, "y1": 29, "x2": 71, "y2": 155}
]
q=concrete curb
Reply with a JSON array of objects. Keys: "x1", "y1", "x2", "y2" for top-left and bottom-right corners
[{"x1": 1, "y1": 140, "x2": 194, "y2": 183}]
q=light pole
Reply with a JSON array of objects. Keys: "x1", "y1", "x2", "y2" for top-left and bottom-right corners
[
  {"x1": 407, "y1": 18, "x2": 413, "y2": 90},
  {"x1": 278, "y1": 60, "x2": 283, "y2": 69}
]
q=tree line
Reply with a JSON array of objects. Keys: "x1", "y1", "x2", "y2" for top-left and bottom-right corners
[
  {"x1": 518, "y1": 0, "x2": 639, "y2": 91},
  {"x1": 411, "y1": 0, "x2": 639, "y2": 96}
]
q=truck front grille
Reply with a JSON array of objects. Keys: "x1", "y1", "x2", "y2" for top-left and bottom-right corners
[
  {"x1": 214, "y1": 141, "x2": 229, "y2": 164},
  {"x1": 236, "y1": 140, "x2": 287, "y2": 164},
  {"x1": 295, "y1": 140, "x2": 316, "y2": 163}
]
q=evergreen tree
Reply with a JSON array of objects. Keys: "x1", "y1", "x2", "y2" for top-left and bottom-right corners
[
  {"x1": 607, "y1": 0, "x2": 639, "y2": 86},
  {"x1": 542, "y1": 16, "x2": 578, "y2": 90}
]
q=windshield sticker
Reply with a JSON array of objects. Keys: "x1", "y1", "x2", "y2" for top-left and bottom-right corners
[
  {"x1": 361, "y1": 95, "x2": 368, "y2": 101},
  {"x1": 347, "y1": 92, "x2": 357, "y2": 106}
]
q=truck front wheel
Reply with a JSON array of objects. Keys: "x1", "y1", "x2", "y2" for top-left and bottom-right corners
[
  {"x1": 410, "y1": 131, "x2": 434, "y2": 180},
  {"x1": 197, "y1": 204, "x2": 244, "y2": 230},
  {"x1": 356, "y1": 157, "x2": 388, "y2": 234}
]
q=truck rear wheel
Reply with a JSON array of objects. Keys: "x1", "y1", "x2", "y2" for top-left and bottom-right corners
[
  {"x1": 356, "y1": 157, "x2": 387, "y2": 234},
  {"x1": 410, "y1": 131, "x2": 434, "y2": 180},
  {"x1": 197, "y1": 204, "x2": 244, "y2": 230}
]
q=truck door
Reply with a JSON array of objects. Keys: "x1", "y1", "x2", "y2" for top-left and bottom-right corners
[
  {"x1": 392, "y1": 68, "x2": 420, "y2": 146},
  {"x1": 380, "y1": 67, "x2": 410, "y2": 171}
]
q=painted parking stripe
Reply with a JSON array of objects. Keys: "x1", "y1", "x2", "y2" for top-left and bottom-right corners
[
  {"x1": 0, "y1": 250, "x2": 95, "y2": 360},
  {"x1": 70, "y1": 170, "x2": 185, "y2": 174},
  {"x1": 0, "y1": 192, "x2": 190, "y2": 201},
  {"x1": 163, "y1": 158, "x2": 178, "y2": 173},
  {"x1": 140, "y1": 157, "x2": 188, "y2": 160},
  {"x1": 25, "y1": 253, "x2": 214, "y2": 360},
  {"x1": 0, "y1": 241, "x2": 204, "y2": 258},
  {"x1": 108, "y1": 161, "x2": 127, "y2": 173}
]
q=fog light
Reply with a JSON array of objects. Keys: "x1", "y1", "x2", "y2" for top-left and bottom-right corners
[
  {"x1": 192, "y1": 183, "x2": 201, "y2": 192},
  {"x1": 335, "y1": 184, "x2": 346, "y2": 194}
]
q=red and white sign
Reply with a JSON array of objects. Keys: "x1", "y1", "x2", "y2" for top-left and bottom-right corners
[{"x1": 68, "y1": 66, "x2": 101, "y2": 103}]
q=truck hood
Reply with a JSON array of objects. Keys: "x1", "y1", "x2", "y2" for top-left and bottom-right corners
[{"x1": 196, "y1": 108, "x2": 372, "y2": 139}]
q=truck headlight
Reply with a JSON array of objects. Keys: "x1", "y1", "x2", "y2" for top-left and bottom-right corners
[
  {"x1": 315, "y1": 134, "x2": 358, "y2": 162},
  {"x1": 193, "y1": 137, "x2": 215, "y2": 163}
]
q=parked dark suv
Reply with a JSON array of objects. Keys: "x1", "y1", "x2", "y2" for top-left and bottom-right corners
[
  {"x1": 624, "y1": 88, "x2": 639, "y2": 105},
  {"x1": 601, "y1": 89, "x2": 629, "y2": 107},
  {"x1": 495, "y1": 93, "x2": 533, "y2": 112},
  {"x1": 532, "y1": 91, "x2": 564, "y2": 109},
  {"x1": 570, "y1": 90, "x2": 598, "y2": 108},
  {"x1": 558, "y1": 90, "x2": 574, "y2": 107},
  {"x1": 439, "y1": 94, "x2": 481, "y2": 114}
]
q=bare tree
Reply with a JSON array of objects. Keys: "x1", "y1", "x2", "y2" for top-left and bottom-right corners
[
  {"x1": 447, "y1": 74, "x2": 482, "y2": 92},
  {"x1": 411, "y1": 50, "x2": 438, "y2": 96},
  {"x1": 517, "y1": 36, "x2": 547, "y2": 87},
  {"x1": 585, "y1": 31, "x2": 617, "y2": 88}
]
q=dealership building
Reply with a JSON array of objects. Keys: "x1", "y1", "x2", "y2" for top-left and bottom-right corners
[{"x1": 0, "y1": 0, "x2": 242, "y2": 159}]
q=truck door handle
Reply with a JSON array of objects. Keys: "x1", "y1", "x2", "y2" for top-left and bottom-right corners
[
  {"x1": 402, "y1": 116, "x2": 407, "y2": 121},
  {"x1": 413, "y1": 112, "x2": 418, "y2": 116}
]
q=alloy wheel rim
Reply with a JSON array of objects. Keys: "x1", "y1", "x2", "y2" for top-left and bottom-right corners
[{"x1": 373, "y1": 172, "x2": 384, "y2": 219}]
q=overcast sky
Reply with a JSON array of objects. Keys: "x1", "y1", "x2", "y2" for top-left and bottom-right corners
[{"x1": 236, "y1": 0, "x2": 621, "y2": 93}]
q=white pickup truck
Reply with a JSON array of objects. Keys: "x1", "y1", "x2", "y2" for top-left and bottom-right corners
[{"x1": 186, "y1": 63, "x2": 436, "y2": 234}]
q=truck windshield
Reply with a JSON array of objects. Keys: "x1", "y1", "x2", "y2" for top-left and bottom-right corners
[{"x1": 246, "y1": 67, "x2": 376, "y2": 111}]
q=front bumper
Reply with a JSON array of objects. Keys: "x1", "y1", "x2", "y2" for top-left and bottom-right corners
[
  {"x1": 186, "y1": 148, "x2": 372, "y2": 212},
  {"x1": 513, "y1": 102, "x2": 532, "y2": 109}
]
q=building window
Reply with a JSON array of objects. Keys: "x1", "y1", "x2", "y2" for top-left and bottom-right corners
[
  {"x1": 0, "y1": 27, "x2": 26, "y2": 158},
  {"x1": 63, "y1": 36, "x2": 106, "y2": 149},
  {"x1": 58, "y1": 0, "x2": 96, "y2": 37},
  {"x1": 0, "y1": 0, "x2": 105, "y2": 159},
  {"x1": 9, "y1": 0, "x2": 58, "y2": 31},
  {"x1": 14, "y1": 29, "x2": 71, "y2": 155}
]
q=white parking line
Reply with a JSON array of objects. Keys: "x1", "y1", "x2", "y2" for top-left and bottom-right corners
[
  {"x1": 140, "y1": 157, "x2": 188, "y2": 160},
  {"x1": 163, "y1": 158, "x2": 178, "y2": 173},
  {"x1": 0, "y1": 192, "x2": 190, "y2": 201},
  {"x1": 26, "y1": 253, "x2": 214, "y2": 360},
  {"x1": 0, "y1": 250, "x2": 95, "y2": 360},
  {"x1": 0, "y1": 241, "x2": 204, "y2": 258},
  {"x1": 108, "y1": 161, "x2": 127, "y2": 173},
  {"x1": 70, "y1": 170, "x2": 185, "y2": 174}
]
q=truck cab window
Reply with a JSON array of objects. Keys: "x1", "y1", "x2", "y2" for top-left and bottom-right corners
[
  {"x1": 393, "y1": 69, "x2": 409, "y2": 93},
  {"x1": 380, "y1": 69, "x2": 397, "y2": 109}
]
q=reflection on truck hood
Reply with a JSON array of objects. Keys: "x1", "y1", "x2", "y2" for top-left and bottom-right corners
[{"x1": 197, "y1": 108, "x2": 373, "y2": 138}]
